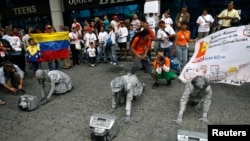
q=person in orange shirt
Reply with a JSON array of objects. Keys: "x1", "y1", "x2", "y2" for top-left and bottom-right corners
[
  {"x1": 152, "y1": 49, "x2": 177, "y2": 89},
  {"x1": 130, "y1": 29, "x2": 156, "y2": 86},
  {"x1": 174, "y1": 21, "x2": 196, "y2": 71}
]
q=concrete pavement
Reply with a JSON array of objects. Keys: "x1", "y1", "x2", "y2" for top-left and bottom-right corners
[{"x1": 0, "y1": 60, "x2": 249, "y2": 141}]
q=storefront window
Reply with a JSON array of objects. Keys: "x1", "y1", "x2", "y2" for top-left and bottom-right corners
[{"x1": 65, "y1": 4, "x2": 143, "y2": 28}]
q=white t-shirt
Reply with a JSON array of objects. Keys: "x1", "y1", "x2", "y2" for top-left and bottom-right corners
[
  {"x1": 146, "y1": 16, "x2": 156, "y2": 29},
  {"x1": 69, "y1": 32, "x2": 79, "y2": 44},
  {"x1": 161, "y1": 17, "x2": 173, "y2": 26},
  {"x1": 117, "y1": 27, "x2": 128, "y2": 43},
  {"x1": 157, "y1": 26, "x2": 175, "y2": 48},
  {"x1": 84, "y1": 33, "x2": 97, "y2": 47},
  {"x1": 98, "y1": 31, "x2": 109, "y2": 44},
  {"x1": 131, "y1": 19, "x2": 141, "y2": 31},
  {"x1": 109, "y1": 31, "x2": 116, "y2": 44},
  {"x1": 87, "y1": 47, "x2": 96, "y2": 57},
  {"x1": 196, "y1": 14, "x2": 214, "y2": 32}
]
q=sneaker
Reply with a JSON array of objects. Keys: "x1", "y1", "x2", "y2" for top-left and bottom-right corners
[
  {"x1": 110, "y1": 62, "x2": 113, "y2": 65},
  {"x1": 113, "y1": 63, "x2": 117, "y2": 65},
  {"x1": 0, "y1": 99, "x2": 6, "y2": 105},
  {"x1": 91, "y1": 64, "x2": 95, "y2": 67},
  {"x1": 152, "y1": 82, "x2": 159, "y2": 89}
]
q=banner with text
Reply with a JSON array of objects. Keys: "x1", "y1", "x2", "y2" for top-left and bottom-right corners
[{"x1": 179, "y1": 25, "x2": 250, "y2": 86}]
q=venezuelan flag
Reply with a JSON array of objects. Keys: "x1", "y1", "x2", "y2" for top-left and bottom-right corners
[{"x1": 30, "y1": 32, "x2": 69, "y2": 61}]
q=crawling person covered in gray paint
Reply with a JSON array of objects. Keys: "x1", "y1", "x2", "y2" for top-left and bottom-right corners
[
  {"x1": 35, "y1": 69, "x2": 73, "y2": 104},
  {"x1": 109, "y1": 68, "x2": 144, "y2": 123},
  {"x1": 175, "y1": 75, "x2": 212, "y2": 125}
]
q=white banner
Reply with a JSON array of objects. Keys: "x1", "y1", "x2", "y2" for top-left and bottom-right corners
[
  {"x1": 144, "y1": 1, "x2": 158, "y2": 13},
  {"x1": 179, "y1": 25, "x2": 250, "y2": 86}
]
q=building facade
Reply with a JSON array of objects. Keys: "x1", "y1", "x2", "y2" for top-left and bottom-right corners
[{"x1": 0, "y1": 0, "x2": 249, "y2": 35}]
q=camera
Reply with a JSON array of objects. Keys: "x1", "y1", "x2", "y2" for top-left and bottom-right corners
[{"x1": 158, "y1": 56, "x2": 165, "y2": 64}]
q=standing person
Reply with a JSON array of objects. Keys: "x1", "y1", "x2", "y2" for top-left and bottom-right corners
[
  {"x1": 107, "y1": 26, "x2": 118, "y2": 65},
  {"x1": 217, "y1": 1, "x2": 241, "y2": 29},
  {"x1": 175, "y1": 5, "x2": 190, "y2": 30},
  {"x1": 130, "y1": 29, "x2": 157, "y2": 88},
  {"x1": 97, "y1": 26, "x2": 109, "y2": 63},
  {"x1": 146, "y1": 13, "x2": 156, "y2": 51},
  {"x1": 117, "y1": 21, "x2": 128, "y2": 60},
  {"x1": 22, "y1": 28, "x2": 32, "y2": 69},
  {"x1": 2, "y1": 27, "x2": 26, "y2": 73},
  {"x1": 87, "y1": 42, "x2": 96, "y2": 67},
  {"x1": 152, "y1": 49, "x2": 177, "y2": 89},
  {"x1": 110, "y1": 15, "x2": 119, "y2": 33},
  {"x1": 131, "y1": 13, "x2": 141, "y2": 31},
  {"x1": 63, "y1": 26, "x2": 71, "y2": 69},
  {"x1": 69, "y1": 25, "x2": 81, "y2": 66},
  {"x1": 161, "y1": 11, "x2": 174, "y2": 27},
  {"x1": 71, "y1": 18, "x2": 83, "y2": 35},
  {"x1": 44, "y1": 25, "x2": 60, "y2": 70},
  {"x1": 26, "y1": 38, "x2": 42, "y2": 78},
  {"x1": 174, "y1": 21, "x2": 196, "y2": 72},
  {"x1": 83, "y1": 27, "x2": 97, "y2": 63},
  {"x1": 196, "y1": 8, "x2": 214, "y2": 39},
  {"x1": 102, "y1": 15, "x2": 110, "y2": 31},
  {"x1": 128, "y1": 24, "x2": 136, "y2": 43},
  {"x1": 157, "y1": 21, "x2": 175, "y2": 59}
]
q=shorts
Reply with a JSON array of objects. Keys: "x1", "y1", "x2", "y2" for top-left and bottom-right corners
[{"x1": 118, "y1": 43, "x2": 127, "y2": 49}]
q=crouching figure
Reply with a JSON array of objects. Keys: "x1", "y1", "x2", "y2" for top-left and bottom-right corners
[
  {"x1": 35, "y1": 69, "x2": 73, "y2": 104},
  {"x1": 110, "y1": 72, "x2": 144, "y2": 123},
  {"x1": 175, "y1": 76, "x2": 212, "y2": 125}
]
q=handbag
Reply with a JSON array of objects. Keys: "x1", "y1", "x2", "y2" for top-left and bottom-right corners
[
  {"x1": 230, "y1": 19, "x2": 240, "y2": 27},
  {"x1": 75, "y1": 40, "x2": 81, "y2": 50}
]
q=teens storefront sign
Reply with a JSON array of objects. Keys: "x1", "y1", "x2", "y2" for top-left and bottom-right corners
[{"x1": 65, "y1": 0, "x2": 142, "y2": 11}]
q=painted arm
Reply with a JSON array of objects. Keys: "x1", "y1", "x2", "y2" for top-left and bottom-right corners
[
  {"x1": 175, "y1": 83, "x2": 193, "y2": 125},
  {"x1": 199, "y1": 85, "x2": 212, "y2": 124}
]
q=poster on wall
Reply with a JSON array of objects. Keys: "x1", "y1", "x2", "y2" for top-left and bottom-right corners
[{"x1": 179, "y1": 25, "x2": 250, "y2": 86}]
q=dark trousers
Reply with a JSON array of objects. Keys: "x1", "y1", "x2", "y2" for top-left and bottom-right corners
[
  {"x1": 89, "y1": 57, "x2": 96, "y2": 64},
  {"x1": 70, "y1": 44, "x2": 80, "y2": 65},
  {"x1": 31, "y1": 62, "x2": 41, "y2": 76}
]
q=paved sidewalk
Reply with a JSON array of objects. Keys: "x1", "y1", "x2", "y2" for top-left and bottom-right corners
[{"x1": 0, "y1": 61, "x2": 249, "y2": 141}]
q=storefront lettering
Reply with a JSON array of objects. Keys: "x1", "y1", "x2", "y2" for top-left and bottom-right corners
[
  {"x1": 99, "y1": 0, "x2": 134, "y2": 5},
  {"x1": 13, "y1": 5, "x2": 37, "y2": 15},
  {"x1": 68, "y1": 0, "x2": 93, "y2": 6}
]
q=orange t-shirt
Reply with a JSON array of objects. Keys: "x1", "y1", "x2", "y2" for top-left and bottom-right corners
[
  {"x1": 153, "y1": 57, "x2": 170, "y2": 70},
  {"x1": 131, "y1": 36, "x2": 151, "y2": 54},
  {"x1": 176, "y1": 30, "x2": 190, "y2": 46}
]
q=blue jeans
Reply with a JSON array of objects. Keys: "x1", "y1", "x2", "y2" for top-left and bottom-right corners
[
  {"x1": 48, "y1": 60, "x2": 60, "y2": 70},
  {"x1": 108, "y1": 44, "x2": 118, "y2": 63},
  {"x1": 158, "y1": 45, "x2": 174, "y2": 58},
  {"x1": 84, "y1": 47, "x2": 89, "y2": 63},
  {"x1": 97, "y1": 43, "x2": 107, "y2": 62},
  {"x1": 176, "y1": 45, "x2": 188, "y2": 70}
]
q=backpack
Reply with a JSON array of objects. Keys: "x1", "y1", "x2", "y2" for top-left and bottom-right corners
[{"x1": 106, "y1": 37, "x2": 113, "y2": 49}]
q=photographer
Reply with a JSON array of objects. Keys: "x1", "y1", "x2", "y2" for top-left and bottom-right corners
[
  {"x1": 152, "y1": 49, "x2": 177, "y2": 89},
  {"x1": 0, "y1": 61, "x2": 25, "y2": 94}
]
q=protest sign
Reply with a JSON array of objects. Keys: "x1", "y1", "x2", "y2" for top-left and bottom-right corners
[{"x1": 179, "y1": 25, "x2": 250, "y2": 86}]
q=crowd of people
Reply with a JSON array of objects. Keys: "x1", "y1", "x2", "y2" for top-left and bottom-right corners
[{"x1": 0, "y1": 1, "x2": 242, "y2": 105}]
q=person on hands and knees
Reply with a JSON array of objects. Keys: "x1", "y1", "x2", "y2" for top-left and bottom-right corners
[
  {"x1": 0, "y1": 61, "x2": 25, "y2": 94},
  {"x1": 152, "y1": 49, "x2": 177, "y2": 89},
  {"x1": 175, "y1": 76, "x2": 212, "y2": 126},
  {"x1": 35, "y1": 69, "x2": 73, "y2": 105}
]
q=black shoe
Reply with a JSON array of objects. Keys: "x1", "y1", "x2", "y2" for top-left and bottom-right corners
[
  {"x1": 152, "y1": 82, "x2": 159, "y2": 89},
  {"x1": 167, "y1": 80, "x2": 172, "y2": 86}
]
